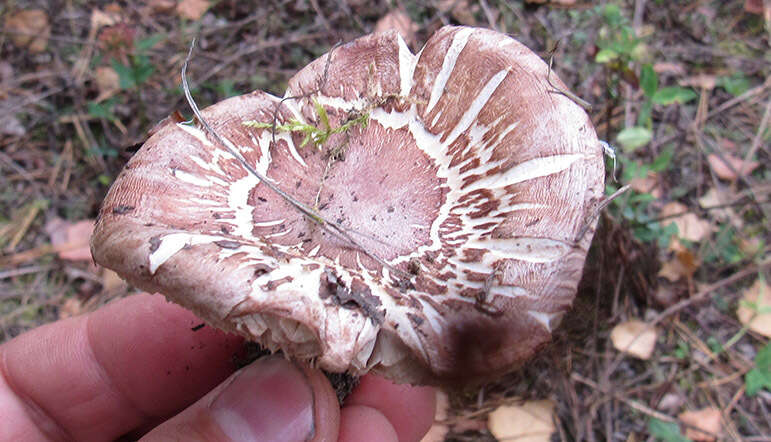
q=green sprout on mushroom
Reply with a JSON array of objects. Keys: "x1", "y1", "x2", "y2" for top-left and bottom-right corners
[{"x1": 244, "y1": 99, "x2": 370, "y2": 149}]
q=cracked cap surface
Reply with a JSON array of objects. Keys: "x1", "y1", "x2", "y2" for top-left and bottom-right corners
[{"x1": 91, "y1": 26, "x2": 605, "y2": 386}]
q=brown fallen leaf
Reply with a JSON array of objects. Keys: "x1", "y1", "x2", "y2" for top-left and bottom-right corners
[
  {"x1": 487, "y1": 400, "x2": 556, "y2": 442},
  {"x1": 145, "y1": 0, "x2": 177, "y2": 14},
  {"x1": 374, "y1": 9, "x2": 418, "y2": 47},
  {"x1": 526, "y1": 0, "x2": 577, "y2": 4},
  {"x1": 738, "y1": 236, "x2": 763, "y2": 257},
  {"x1": 652, "y1": 280, "x2": 682, "y2": 307},
  {"x1": 679, "y1": 408, "x2": 722, "y2": 442},
  {"x1": 628, "y1": 172, "x2": 661, "y2": 198},
  {"x1": 744, "y1": 0, "x2": 764, "y2": 14},
  {"x1": 94, "y1": 66, "x2": 120, "y2": 102},
  {"x1": 658, "y1": 249, "x2": 700, "y2": 282},
  {"x1": 707, "y1": 153, "x2": 759, "y2": 180},
  {"x1": 45, "y1": 218, "x2": 95, "y2": 261},
  {"x1": 698, "y1": 188, "x2": 742, "y2": 228},
  {"x1": 4, "y1": 9, "x2": 51, "y2": 53},
  {"x1": 437, "y1": 0, "x2": 478, "y2": 26},
  {"x1": 610, "y1": 320, "x2": 658, "y2": 360},
  {"x1": 59, "y1": 297, "x2": 87, "y2": 319},
  {"x1": 657, "y1": 392, "x2": 685, "y2": 413},
  {"x1": 101, "y1": 268, "x2": 127, "y2": 293},
  {"x1": 90, "y1": 8, "x2": 120, "y2": 29},
  {"x1": 660, "y1": 202, "x2": 713, "y2": 243},
  {"x1": 681, "y1": 74, "x2": 717, "y2": 90},
  {"x1": 176, "y1": 0, "x2": 210, "y2": 20},
  {"x1": 737, "y1": 278, "x2": 771, "y2": 337},
  {"x1": 654, "y1": 62, "x2": 686, "y2": 76}
]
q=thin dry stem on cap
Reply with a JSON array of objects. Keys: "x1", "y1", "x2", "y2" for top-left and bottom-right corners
[{"x1": 91, "y1": 26, "x2": 605, "y2": 386}]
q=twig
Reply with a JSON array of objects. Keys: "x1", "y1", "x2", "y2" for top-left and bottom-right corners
[
  {"x1": 479, "y1": 0, "x2": 499, "y2": 31},
  {"x1": 575, "y1": 185, "x2": 630, "y2": 242},
  {"x1": 641, "y1": 195, "x2": 771, "y2": 225},
  {"x1": 181, "y1": 40, "x2": 411, "y2": 282},
  {"x1": 193, "y1": 31, "x2": 326, "y2": 86},
  {"x1": 601, "y1": 258, "x2": 771, "y2": 381},
  {"x1": 265, "y1": 41, "x2": 342, "y2": 149},
  {"x1": 546, "y1": 45, "x2": 593, "y2": 112},
  {"x1": 744, "y1": 97, "x2": 771, "y2": 174},
  {"x1": 308, "y1": 0, "x2": 333, "y2": 32},
  {"x1": 706, "y1": 75, "x2": 771, "y2": 120},
  {"x1": 0, "y1": 265, "x2": 53, "y2": 280},
  {"x1": 573, "y1": 373, "x2": 722, "y2": 440}
]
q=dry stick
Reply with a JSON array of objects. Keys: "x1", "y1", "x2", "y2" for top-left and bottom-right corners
[
  {"x1": 266, "y1": 41, "x2": 342, "y2": 149},
  {"x1": 643, "y1": 195, "x2": 771, "y2": 225},
  {"x1": 744, "y1": 96, "x2": 771, "y2": 173},
  {"x1": 479, "y1": 0, "x2": 499, "y2": 32},
  {"x1": 0, "y1": 265, "x2": 53, "y2": 280},
  {"x1": 575, "y1": 185, "x2": 630, "y2": 243},
  {"x1": 706, "y1": 75, "x2": 771, "y2": 120},
  {"x1": 601, "y1": 257, "x2": 771, "y2": 383},
  {"x1": 194, "y1": 31, "x2": 327, "y2": 86},
  {"x1": 546, "y1": 48, "x2": 593, "y2": 112},
  {"x1": 696, "y1": 132, "x2": 769, "y2": 221},
  {"x1": 181, "y1": 40, "x2": 411, "y2": 282},
  {"x1": 572, "y1": 373, "x2": 722, "y2": 441}
]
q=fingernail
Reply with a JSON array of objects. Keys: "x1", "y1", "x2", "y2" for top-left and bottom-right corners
[{"x1": 210, "y1": 356, "x2": 314, "y2": 442}]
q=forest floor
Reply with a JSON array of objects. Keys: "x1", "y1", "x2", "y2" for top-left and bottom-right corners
[{"x1": 1, "y1": 1, "x2": 769, "y2": 441}]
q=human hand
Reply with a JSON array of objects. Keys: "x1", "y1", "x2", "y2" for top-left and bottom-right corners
[{"x1": 0, "y1": 293, "x2": 436, "y2": 441}]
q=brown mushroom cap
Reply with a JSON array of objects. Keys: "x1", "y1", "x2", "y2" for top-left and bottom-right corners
[{"x1": 91, "y1": 26, "x2": 605, "y2": 386}]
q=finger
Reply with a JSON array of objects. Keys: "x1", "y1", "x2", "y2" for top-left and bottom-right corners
[
  {"x1": 338, "y1": 405, "x2": 398, "y2": 442},
  {"x1": 344, "y1": 375, "x2": 436, "y2": 442},
  {"x1": 141, "y1": 356, "x2": 340, "y2": 442},
  {"x1": 0, "y1": 293, "x2": 243, "y2": 441}
]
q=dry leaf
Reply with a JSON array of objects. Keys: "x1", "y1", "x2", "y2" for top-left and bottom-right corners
[
  {"x1": 654, "y1": 62, "x2": 686, "y2": 76},
  {"x1": 145, "y1": 0, "x2": 177, "y2": 14},
  {"x1": 4, "y1": 9, "x2": 51, "y2": 53},
  {"x1": 374, "y1": 10, "x2": 418, "y2": 47},
  {"x1": 101, "y1": 268, "x2": 127, "y2": 292},
  {"x1": 90, "y1": 9, "x2": 120, "y2": 29},
  {"x1": 94, "y1": 66, "x2": 120, "y2": 102},
  {"x1": 526, "y1": 0, "x2": 577, "y2": 4},
  {"x1": 652, "y1": 281, "x2": 681, "y2": 307},
  {"x1": 0, "y1": 115, "x2": 26, "y2": 136},
  {"x1": 744, "y1": 0, "x2": 764, "y2": 14},
  {"x1": 738, "y1": 236, "x2": 762, "y2": 257},
  {"x1": 737, "y1": 278, "x2": 771, "y2": 337},
  {"x1": 660, "y1": 202, "x2": 712, "y2": 243},
  {"x1": 610, "y1": 320, "x2": 658, "y2": 360},
  {"x1": 707, "y1": 153, "x2": 759, "y2": 180},
  {"x1": 628, "y1": 172, "x2": 661, "y2": 198},
  {"x1": 657, "y1": 393, "x2": 684, "y2": 412},
  {"x1": 658, "y1": 249, "x2": 699, "y2": 282},
  {"x1": 420, "y1": 390, "x2": 450, "y2": 442},
  {"x1": 488, "y1": 400, "x2": 556, "y2": 442},
  {"x1": 681, "y1": 74, "x2": 717, "y2": 90},
  {"x1": 176, "y1": 0, "x2": 210, "y2": 20},
  {"x1": 437, "y1": 0, "x2": 478, "y2": 25},
  {"x1": 45, "y1": 218, "x2": 95, "y2": 261},
  {"x1": 679, "y1": 408, "x2": 722, "y2": 442},
  {"x1": 59, "y1": 297, "x2": 86, "y2": 319},
  {"x1": 698, "y1": 188, "x2": 742, "y2": 228}
]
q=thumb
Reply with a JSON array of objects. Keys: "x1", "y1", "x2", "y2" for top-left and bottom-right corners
[{"x1": 141, "y1": 356, "x2": 340, "y2": 442}]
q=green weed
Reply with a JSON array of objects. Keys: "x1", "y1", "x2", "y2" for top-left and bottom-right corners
[{"x1": 244, "y1": 99, "x2": 370, "y2": 149}]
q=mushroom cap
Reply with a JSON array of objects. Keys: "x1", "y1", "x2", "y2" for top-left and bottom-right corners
[{"x1": 91, "y1": 26, "x2": 605, "y2": 386}]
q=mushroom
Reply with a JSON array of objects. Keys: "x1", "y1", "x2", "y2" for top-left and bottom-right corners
[{"x1": 91, "y1": 26, "x2": 605, "y2": 386}]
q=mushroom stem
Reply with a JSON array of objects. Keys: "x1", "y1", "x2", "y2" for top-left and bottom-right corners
[{"x1": 181, "y1": 40, "x2": 411, "y2": 282}]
